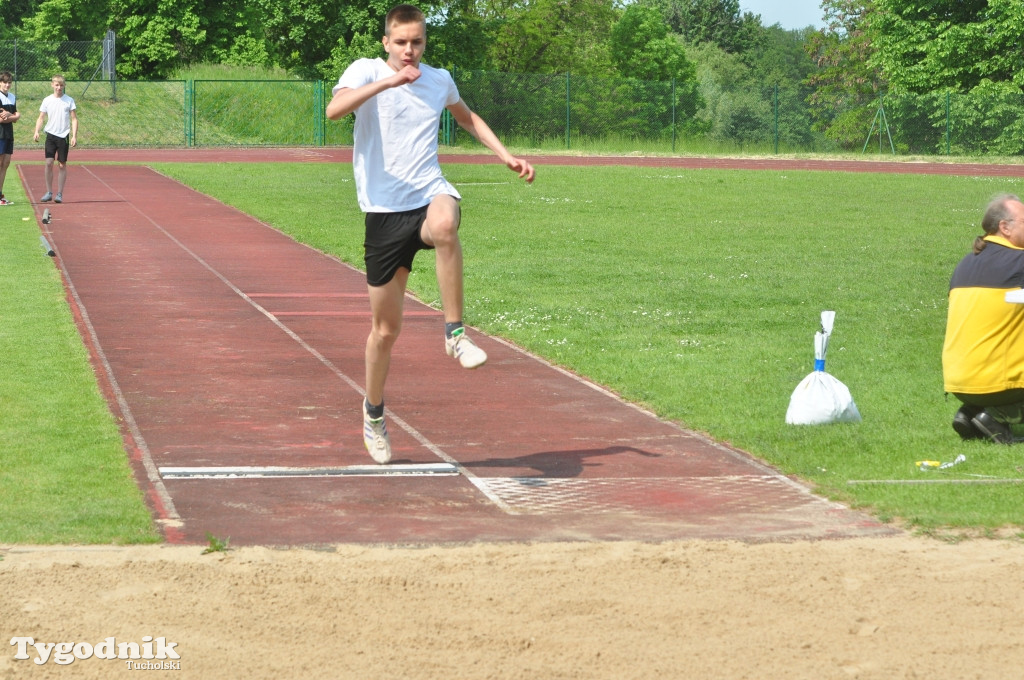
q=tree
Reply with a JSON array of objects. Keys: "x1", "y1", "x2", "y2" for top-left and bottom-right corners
[
  {"x1": 605, "y1": 4, "x2": 701, "y2": 137},
  {"x1": 870, "y1": 0, "x2": 1024, "y2": 93},
  {"x1": 259, "y1": 0, "x2": 393, "y2": 80},
  {"x1": 804, "y1": 0, "x2": 882, "y2": 148},
  {"x1": 487, "y1": 0, "x2": 616, "y2": 75},
  {"x1": 20, "y1": 0, "x2": 267, "y2": 78},
  {"x1": 421, "y1": 0, "x2": 496, "y2": 71},
  {"x1": 750, "y1": 25, "x2": 817, "y2": 86},
  {"x1": 641, "y1": 0, "x2": 762, "y2": 55},
  {"x1": 21, "y1": 0, "x2": 107, "y2": 41},
  {"x1": 107, "y1": 0, "x2": 255, "y2": 78},
  {"x1": 610, "y1": 4, "x2": 695, "y2": 82},
  {"x1": 748, "y1": 26, "x2": 820, "y2": 148},
  {"x1": 0, "y1": 0, "x2": 43, "y2": 37}
]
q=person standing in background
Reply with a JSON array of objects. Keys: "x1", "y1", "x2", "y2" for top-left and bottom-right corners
[
  {"x1": 33, "y1": 74, "x2": 77, "y2": 204},
  {"x1": 0, "y1": 71, "x2": 22, "y2": 205}
]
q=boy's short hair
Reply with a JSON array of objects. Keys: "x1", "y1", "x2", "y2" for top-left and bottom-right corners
[
  {"x1": 0, "y1": 71, "x2": 12, "y2": 84},
  {"x1": 51, "y1": 75, "x2": 66, "y2": 85},
  {"x1": 385, "y1": 4, "x2": 425, "y2": 35}
]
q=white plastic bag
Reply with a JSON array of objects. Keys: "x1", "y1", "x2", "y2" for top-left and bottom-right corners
[{"x1": 785, "y1": 311, "x2": 862, "y2": 425}]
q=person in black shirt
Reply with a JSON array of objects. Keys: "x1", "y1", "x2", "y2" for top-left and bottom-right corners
[{"x1": 0, "y1": 71, "x2": 22, "y2": 205}]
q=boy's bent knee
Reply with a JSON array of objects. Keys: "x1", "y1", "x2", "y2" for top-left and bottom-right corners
[
  {"x1": 423, "y1": 196, "x2": 461, "y2": 246},
  {"x1": 428, "y1": 218, "x2": 459, "y2": 246}
]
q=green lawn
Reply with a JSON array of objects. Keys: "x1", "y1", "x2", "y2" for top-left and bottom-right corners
[
  {"x1": 0, "y1": 177, "x2": 159, "y2": 544},
  {"x1": 3, "y1": 158, "x2": 1022, "y2": 543}
]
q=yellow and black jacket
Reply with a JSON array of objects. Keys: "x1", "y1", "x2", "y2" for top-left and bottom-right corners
[{"x1": 943, "y1": 234, "x2": 1024, "y2": 394}]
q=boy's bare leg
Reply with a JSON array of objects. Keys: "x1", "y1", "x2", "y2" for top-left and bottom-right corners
[
  {"x1": 421, "y1": 194, "x2": 463, "y2": 323},
  {"x1": 365, "y1": 268, "x2": 409, "y2": 407},
  {"x1": 0, "y1": 155, "x2": 10, "y2": 194},
  {"x1": 43, "y1": 159, "x2": 53, "y2": 193},
  {"x1": 57, "y1": 162, "x2": 67, "y2": 194},
  {"x1": 422, "y1": 193, "x2": 487, "y2": 368}
]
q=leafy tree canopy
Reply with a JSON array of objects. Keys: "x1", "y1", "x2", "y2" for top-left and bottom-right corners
[
  {"x1": 0, "y1": 0, "x2": 41, "y2": 37},
  {"x1": 801, "y1": 0, "x2": 882, "y2": 148},
  {"x1": 22, "y1": 0, "x2": 107, "y2": 42},
  {"x1": 486, "y1": 0, "x2": 616, "y2": 75},
  {"x1": 610, "y1": 4, "x2": 695, "y2": 82},
  {"x1": 640, "y1": 0, "x2": 762, "y2": 55},
  {"x1": 870, "y1": 0, "x2": 1024, "y2": 92}
]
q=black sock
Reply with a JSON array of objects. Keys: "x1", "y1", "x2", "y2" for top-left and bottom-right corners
[
  {"x1": 364, "y1": 399, "x2": 384, "y2": 420},
  {"x1": 445, "y1": 321, "x2": 463, "y2": 339}
]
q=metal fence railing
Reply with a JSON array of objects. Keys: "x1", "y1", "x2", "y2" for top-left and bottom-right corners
[{"x1": 2, "y1": 74, "x2": 1022, "y2": 156}]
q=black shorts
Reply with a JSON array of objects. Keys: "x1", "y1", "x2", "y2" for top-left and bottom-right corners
[
  {"x1": 364, "y1": 206, "x2": 434, "y2": 287},
  {"x1": 0, "y1": 138, "x2": 13, "y2": 155},
  {"x1": 44, "y1": 133, "x2": 70, "y2": 163}
]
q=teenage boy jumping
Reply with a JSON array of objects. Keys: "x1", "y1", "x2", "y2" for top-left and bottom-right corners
[{"x1": 326, "y1": 4, "x2": 535, "y2": 464}]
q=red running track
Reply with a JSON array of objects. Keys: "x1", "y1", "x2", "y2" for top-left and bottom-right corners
[{"x1": 21, "y1": 158, "x2": 897, "y2": 546}]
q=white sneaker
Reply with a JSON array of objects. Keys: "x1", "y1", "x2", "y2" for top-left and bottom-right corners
[
  {"x1": 445, "y1": 327, "x2": 487, "y2": 369},
  {"x1": 362, "y1": 401, "x2": 392, "y2": 464}
]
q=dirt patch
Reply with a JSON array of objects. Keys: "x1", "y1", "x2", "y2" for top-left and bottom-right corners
[{"x1": 3, "y1": 535, "x2": 1023, "y2": 679}]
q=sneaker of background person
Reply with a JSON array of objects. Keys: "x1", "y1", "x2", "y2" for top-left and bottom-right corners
[
  {"x1": 445, "y1": 327, "x2": 487, "y2": 369},
  {"x1": 54, "y1": 193, "x2": 62, "y2": 203},
  {"x1": 362, "y1": 400, "x2": 392, "y2": 464},
  {"x1": 0, "y1": 197, "x2": 10, "y2": 206},
  {"x1": 40, "y1": 192, "x2": 52, "y2": 202}
]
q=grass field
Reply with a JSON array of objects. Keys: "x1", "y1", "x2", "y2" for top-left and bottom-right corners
[
  {"x1": 0, "y1": 178, "x2": 159, "y2": 544},
  {"x1": 3, "y1": 159, "x2": 1023, "y2": 543}
]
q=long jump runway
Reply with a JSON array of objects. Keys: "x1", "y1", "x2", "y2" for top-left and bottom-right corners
[{"x1": 24, "y1": 163, "x2": 895, "y2": 545}]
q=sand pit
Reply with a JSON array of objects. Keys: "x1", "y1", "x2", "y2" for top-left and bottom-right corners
[{"x1": 3, "y1": 534, "x2": 1023, "y2": 679}]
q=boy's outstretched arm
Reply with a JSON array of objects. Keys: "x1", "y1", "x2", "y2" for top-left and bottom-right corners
[
  {"x1": 448, "y1": 100, "x2": 534, "y2": 183},
  {"x1": 326, "y1": 66, "x2": 421, "y2": 121}
]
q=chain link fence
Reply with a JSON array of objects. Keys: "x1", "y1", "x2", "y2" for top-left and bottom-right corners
[
  {"x1": 457, "y1": 72, "x2": 1024, "y2": 156},
  {"x1": 1, "y1": 69, "x2": 1021, "y2": 156},
  {"x1": 0, "y1": 38, "x2": 112, "y2": 83}
]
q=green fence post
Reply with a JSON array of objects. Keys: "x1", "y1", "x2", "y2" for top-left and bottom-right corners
[
  {"x1": 671, "y1": 77, "x2": 676, "y2": 153},
  {"x1": 945, "y1": 91, "x2": 951, "y2": 156},
  {"x1": 314, "y1": 80, "x2": 325, "y2": 146},
  {"x1": 773, "y1": 84, "x2": 779, "y2": 155},
  {"x1": 566, "y1": 72, "x2": 571, "y2": 150},
  {"x1": 184, "y1": 80, "x2": 194, "y2": 147}
]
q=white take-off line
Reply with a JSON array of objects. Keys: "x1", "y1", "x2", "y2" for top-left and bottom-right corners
[
  {"x1": 83, "y1": 166, "x2": 518, "y2": 514},
  {"x1": 159, "y1": 463, "x2": 460, "y2": 479}
]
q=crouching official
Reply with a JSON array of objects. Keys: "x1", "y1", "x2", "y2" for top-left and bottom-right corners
[{"x1": 943, "y1": 193, "x2": 1024, "y2": 443}]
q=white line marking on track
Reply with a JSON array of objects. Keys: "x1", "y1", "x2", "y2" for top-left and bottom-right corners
[
  {"x1": 88, "y1": 166, "x2": 518, "y2": 515},
  {"x1": 160, "y1": 463, "x2": 459, "y2": 479},
  {"x1": 48, "y1": 167, "x2": 181, "y2": 523}
]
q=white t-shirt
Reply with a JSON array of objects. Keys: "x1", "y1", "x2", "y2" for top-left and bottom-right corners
[
  {"x1": 334, "y1": 58, "x2": 461, "y2": 213},
  {"x1": 39, "y1": 94, "x2": 76, "y2": 138}
]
